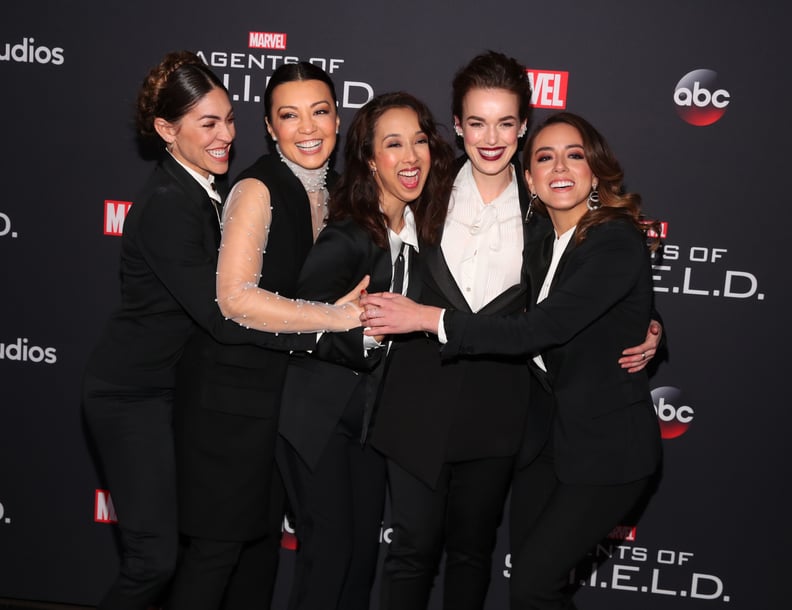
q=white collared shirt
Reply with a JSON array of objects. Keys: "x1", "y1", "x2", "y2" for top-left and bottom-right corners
[
  {"x1": 441, "y1": 160, "x2": 523, "y2": 312},
  {"x1": 167, "y1": 151, "x2": 221, "y2": 203}
]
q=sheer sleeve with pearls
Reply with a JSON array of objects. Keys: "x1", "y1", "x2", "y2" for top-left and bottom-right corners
[{"x1": 216, "y1": 178, "x2": 358, "y2": 333}]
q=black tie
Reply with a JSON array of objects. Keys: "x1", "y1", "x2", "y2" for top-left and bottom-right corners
[{"x1": 392, "y1": 243, "x2": 406, "y2": 294}]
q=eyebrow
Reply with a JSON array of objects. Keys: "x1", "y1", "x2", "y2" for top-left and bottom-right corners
[
  {"x1": 465, "y1": 114, "x2": 518, "y2": 122},
  {"x1": 534, "y1": 143, "x2": 584, "y2": 153},
  {"x1": 382, "y1": 130, "x2": 427, "y2": 139},
  {"x1": 276, "y1": 100, "x2": 332, "y2": 111}
]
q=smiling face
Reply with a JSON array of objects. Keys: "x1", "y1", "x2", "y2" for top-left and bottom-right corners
[
  {"x1": 525, "y1": 122, "x2": 597, "y2": 233},
  {"x1": 266, "y1": 79, "x2": 339, "y2": 169},
  {"x1": 455, "y1": 87, "x2": 525, "y2": 181},
  {"x1": 156, "y1": 86, "x2": 235, "y2": 178},
  {"x1": 369, "y1": 107, "x2": 431, "y2": 217}
]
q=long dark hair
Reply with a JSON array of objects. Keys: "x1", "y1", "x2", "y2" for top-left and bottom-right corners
[
  {"x1": 329, "y1": 92, "x2": 454, "y2": 248},
  {"x1": 523, "y1": 112, "x2": 660, "y2": 250}
]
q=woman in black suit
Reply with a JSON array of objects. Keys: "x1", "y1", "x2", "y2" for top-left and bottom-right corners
[
  {"x1": 276, "y1": 92, "x2": 454, "y2": 610},
  {"x1": 361, "y1": 112, "x2": 663, "y2": 609},
  {"x1": 82, "y1": 53, "x2": 358, "y2": 610},
  {"x1": 367, "y1": 52, "x2": 661, "y2": 610},
  {"x1": 167, "y1": 62, "x2": 363, "y2": 610}
]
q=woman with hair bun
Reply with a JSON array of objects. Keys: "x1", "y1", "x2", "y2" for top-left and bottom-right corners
[{"x1": 82, "y1": 52, "x2": 359, "y2": 610}]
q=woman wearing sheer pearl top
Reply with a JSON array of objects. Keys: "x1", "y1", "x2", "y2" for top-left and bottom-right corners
[{"x1": 167, "y1": 63, "x2": 360, "y2": 610}]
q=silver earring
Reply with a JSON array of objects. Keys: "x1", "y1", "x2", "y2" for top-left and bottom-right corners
[
  {"x1": 454, "y1": 125, "x2": 463, "y2": 137},
  {"x1": 587, "y1": 187, "x2": 601, "y2": 211},
  {"x1": 518, "y1": 125, "x2": 527, "y2": 138},
  {"x1": 525, "y1": 192, "x2": 538, "y2": 222}
]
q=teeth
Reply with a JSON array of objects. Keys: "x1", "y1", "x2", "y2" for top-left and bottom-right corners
[
  {"x1": 399, "y1": 169, "x2": 419, "y2": 177},
  {"x1": 551, "y1": 180, "x2": 574, "y2": 188},
  {"x1": 208, "y1": 149, "x2": 228, "y2": 158},
  {"x1": 479, "y1": 148, "x2": 503, "y2": 159},
  {"x1": 296, "y1": 140, "x2": 321, "y2": 150}
]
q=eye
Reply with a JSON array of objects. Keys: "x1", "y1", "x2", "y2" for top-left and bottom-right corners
[
  {"x1": 416, "y1": 136, "x2": 429, "y2": 145},
  {"x1": 500, "y1": 121, "x2": 515, "y2": 129},
  {"x1": 314, "y1": 108, "x2": 329, "y2": 116},
  {"x1": 535, "y1": 154, "x2": 552, "y2": 163},
  {"x1": 386, "y1": 141, "x2": 402, "y2": 148},
  {"x1": 279, "y1": 112, "x2": 296, "y2": 120},
  {"x1": 467, "y1": 121, "x2": 483, "y2": 129},
  {"x1": 202, "y1": 122, "x2": 217, "y2": 129}
]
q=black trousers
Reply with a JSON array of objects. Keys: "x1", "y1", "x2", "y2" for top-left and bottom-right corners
[
  {"x1": 508, "y1": 450, "x2": 652, "y2": 610},
  {"x1": 277, "y1": 401, "x2": 387, "y2": 610},
  {"x1": 82, "y1": 375, "x2": 179, "y2": 610},
  {"x1": 380, "y1": 456, "x2": 514, "y2": 610},
  {"x1": 165, "y1": 493, "x2": 283, "y2": 610}
]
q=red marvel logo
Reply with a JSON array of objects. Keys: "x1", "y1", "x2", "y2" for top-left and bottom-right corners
[
  {"x1": 646, "y1": 221, "x2": 669, "y2": 239},
  {"x1": 94, "y1": 489, "x2": 117, "y2": 523},
  {"x1": 104, "y1": 200, "x2": 132, "y2": 236},
  {"x1": 526, "y1": 70, "x2": 568, "y2": 109},
  {"x1": 248, "y1": 32, "x2": 287, "y2": 50},
  {"x1": 607, "y1": 525, "x2": 637, "y2": 541}
]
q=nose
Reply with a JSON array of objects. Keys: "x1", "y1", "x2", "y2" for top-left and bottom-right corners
[
  {"x1": 484, "y1": 124, "x2": 498, "y2": 145},
  {"x1": 221, "y1": 120, "x2": 235, "y2": 142},
  {"x1": 402, "y1": 142, "x2": 418, "y2": 163},
  {"x1": 298, "y1": 114, "x2": 317, "y2": 134},
  {"x1": 552, "y1": 156, "x2": 567, "y2": 172}
]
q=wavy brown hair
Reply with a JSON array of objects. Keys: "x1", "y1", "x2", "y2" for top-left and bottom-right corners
[
  {"x1": 522, "y1": 112, "x2": 660, "y2": 250},
  {"x1": 329, "y1": 92, "x2": 455, "y2": 248}
]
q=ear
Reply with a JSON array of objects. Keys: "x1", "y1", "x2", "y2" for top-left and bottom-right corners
[
  {"x1": 335, "y1": 114, "x2": 341, "y2": 134},
  {"x1": 524, "y1": 169, "x2": 534, "y2": 193},
  {"x1": 265, "y1": 118, "x2": 277, "y2": 141},
  {"x1": 369, "y1": 161, "x2": 377, "y2": 173},
  {"x1": 153, "y1": 117, "x2": 177, "y2": 145},
  {"x1": 453, "y1": 116, "x2": 463, "y2": 137},
  {"x1": 592, "y1": 177, "x2": 599, "y2": 190}
]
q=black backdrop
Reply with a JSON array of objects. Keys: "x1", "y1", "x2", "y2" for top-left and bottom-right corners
[{"x1": 2, "y1": 1, "x2": 790, "y2": 608}]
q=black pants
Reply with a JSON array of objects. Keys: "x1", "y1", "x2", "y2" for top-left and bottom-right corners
[
  {"x1": 82, "y1": 375, "x2": 179, "y2": 610},
  {"x1": 509, "y1": 451, "x2": 652, "y2": 610},
  {"x1": 380, "y1": 456, "x2": 514, "y2": 610},
  {"x1": 277, "y1": 410, "x2": 386, "y2": 610}
]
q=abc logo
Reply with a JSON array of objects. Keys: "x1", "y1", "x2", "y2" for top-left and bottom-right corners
[
  {"x1": 674, "y1": 69, "x2": 730, "y2": 126},
  {"x1": 651, "y1": 386, "x2": 694, "y2": 439}
]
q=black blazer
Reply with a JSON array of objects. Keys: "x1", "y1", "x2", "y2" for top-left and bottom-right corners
[
  {"x1": 370, "y1": 158, "x2": 553, "y2": 487},
  {"x1": 443, "y1": 219, "x2": 663, "y2": 485},
  {"x1": 174, "y1": 154, "x2": 324, "y2": 540},
  {"x1": 279, "y1": 217, "x2": 417, "y2": 470},
  {"x1": 86, "y1": 154, "x2": 313, "y2": 388}
]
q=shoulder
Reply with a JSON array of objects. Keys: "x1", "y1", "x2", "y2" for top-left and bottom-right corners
[
  {"x1": 317, "y1": 217, "x2": 376, "y2": 251},
  {"x1": 586, "y1": 216, "x2": 644, "y2": 246}
]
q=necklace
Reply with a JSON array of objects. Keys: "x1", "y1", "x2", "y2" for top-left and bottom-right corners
[{"x1": 277, "y1": 144, "x2": 330, "y2": 193}]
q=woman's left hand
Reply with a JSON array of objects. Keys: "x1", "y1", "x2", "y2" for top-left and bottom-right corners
[{"x1": 619, "y1": 319, "x2": 663, "y2": 372}]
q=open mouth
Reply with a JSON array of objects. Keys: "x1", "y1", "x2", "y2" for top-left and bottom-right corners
[
  {"x1": 398, "y1": 168, "x2": 421, "y2": 189},
  {"x1": 549, "y1": 179, "x2": 574, "y2": 189}
]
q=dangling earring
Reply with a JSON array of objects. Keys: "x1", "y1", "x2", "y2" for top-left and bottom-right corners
[
  {"x1": 518, "y1": 124, "x2": 527, "y2": 138},
  {"x1": 587, "y1": 186, "x2": 601, "y2": 211},
  {"x1": 525, "y1": 192, "x2": 538, "y2": 222},
  {"x1": 454, "y1": 125, "x2": 463, "y2": 138}
]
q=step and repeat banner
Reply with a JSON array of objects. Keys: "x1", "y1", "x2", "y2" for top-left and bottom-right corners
[{"x1": 1, "y1": 1, "x2": 788, "y2": 608}]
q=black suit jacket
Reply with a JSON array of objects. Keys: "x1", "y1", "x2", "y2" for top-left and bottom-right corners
[
  {"x1": 279, "y1": 218, "x2": 417, "y2": 470},
  {"x1": 370, "y1": 158, "x2": 553, "y2": 487},
  {"x1": 443, "y1": 219, "x2": 663, "y2": 485},
  {"x1": 86, "y1": 154, "x2": 313, "y2": 388}
]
